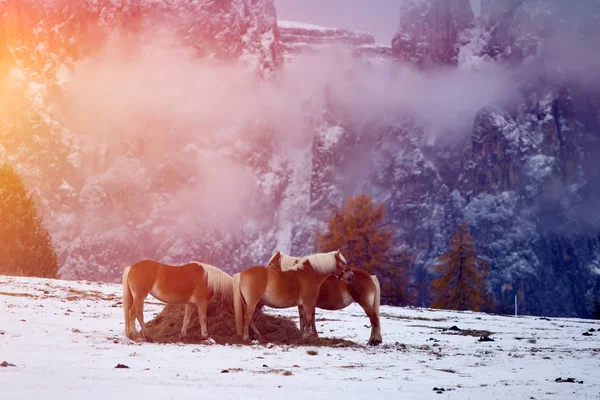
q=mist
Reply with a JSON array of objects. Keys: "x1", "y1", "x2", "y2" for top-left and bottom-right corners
[{"x1": 51, "y1": 9, "x2": 600, "y2": 254}]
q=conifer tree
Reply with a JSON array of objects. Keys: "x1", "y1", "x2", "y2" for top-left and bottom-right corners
[
  {"x1": 316, "y1": 194, "x2": 411, "y2": 305},
  {"x1": 431, "y1": 222, "x2": 493, "y2": 311},
  {"x1": 0, "y1": 163, "x2": 58, "y2": 278}
]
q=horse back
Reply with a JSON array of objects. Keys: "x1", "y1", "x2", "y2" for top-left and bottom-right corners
[
  {"x1": 154, "y1": 262, "x2": 206, "y2": 299},
  {"x1": 128, "y1": 260, "x2": 205, "y2": 303}
]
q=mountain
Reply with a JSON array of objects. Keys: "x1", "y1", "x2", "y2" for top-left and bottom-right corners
[
  {"x1": 277, "y1": 20, "x2": 391, "y2": 63},
  {"x1": 0, "y1": 0, "x2": 284, "y2": 280},
  {"x1": 392, "y1": 0, "x2": 474, "y2": 67},
  {"x1": 0, "y1": 0, "x2": 599, "y2": 318},
  {"x1": 383, "y1": 0, "x2": 600, "y2": 316}
]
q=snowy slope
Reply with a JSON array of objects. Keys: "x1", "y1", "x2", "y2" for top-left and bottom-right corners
[{"x1": 1, "y1": 275, "x2": 599, "y2": 399}]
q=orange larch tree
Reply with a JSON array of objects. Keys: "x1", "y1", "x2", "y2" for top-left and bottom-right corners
[
  {"x1": 316, "y1": 194, "x2": 412, "y2": 305},
  {"x1": 431, "y1": 222, "x2": 493, "y2": 312}
]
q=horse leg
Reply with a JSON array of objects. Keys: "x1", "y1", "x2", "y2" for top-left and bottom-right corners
[
  {"x1": 128, "y1": 292, "x2": 147, "y2": 341},
  {"x1": 311, "y1": 308, "x2": 318, "y2": 338},
  {"x1": 196, "y1": 299, "x2": 209, "y2": 339},
  {"x1": 301, "y1": 304, "x2": 318, "y2": 338},
  {"x1": 297, "y1": 305, "x2": 305, "y2": 332},
  {"x1": 249, "y1": 318, "x2": 261, "y2": 341},
  {"x1": 137, "y1": 306, "x2": 151, "y2": 341},
  {"x1": 181, "y1": 304, "x2": 194, "y2": 338},
  {"x1": 362, "y1": 304, "x2": 382, "y2": 345},
  {"x1": 243, "y1": 299, "x2": 259, "y2": 341}
]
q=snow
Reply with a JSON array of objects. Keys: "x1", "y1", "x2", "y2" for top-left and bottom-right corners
[
  {"x1": 1, "y1": 275, "x2": 600, "y2": 399},
  {"x1": 316, "y1": 125, "x2": 345, "y2": 151},
  {"x1": 525, "y1": 154, "x2": 556, "y2": 182},
  {"x1": 278, "y1": 20, "x2": 339, "y2": 32},
  {"x1": 457, "y1": 23, "x2": 494, "y2": 71}
]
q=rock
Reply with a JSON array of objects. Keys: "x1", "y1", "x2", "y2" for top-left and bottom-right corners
[
  {"x1": 0, "y1": 361, "x2": 16, "y2": 367},
  {"x1": 392, "y1": 0, "x2": 474, "y2": 67},
  {"x1": 114, "y1": 364, "x2": 129, "y2": 369},
  {"x1": 555, "y1": 377, "x2": 583, "y2": 384}
]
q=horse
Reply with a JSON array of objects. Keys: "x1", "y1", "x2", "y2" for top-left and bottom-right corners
[
  {"x1": 267, "y1": 251, "x2": 382, "y2": 345},
  {"x1": 121, "y1": 259, "x2": 234, "y2": 341},
  {"x1": 232, "y1": 250, "x2": 353, "y2": 341}
]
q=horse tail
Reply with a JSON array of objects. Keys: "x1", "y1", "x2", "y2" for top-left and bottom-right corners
[
  {"x1": 202, "y1": 264, "x2": 234, "y2": 304},
  {"x1": 371, "y1": 274, "x2": 381, "y2": 318},
  {"x1": 233, "y1": 273, "x2": 244, "y2": 337},
  {"x1": 122, "y1": 266, "x2": 132, "y2": 336}
]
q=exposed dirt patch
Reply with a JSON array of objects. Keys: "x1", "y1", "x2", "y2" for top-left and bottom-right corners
[
  {"x1": 440, "y1": 325, "x2": 493, "y2": 338},
  {"x1": 381, "y1": 313, "x2": 447, "y2": 322},
  {"x1": 0, "y1": 292, "x2": 37, "y2": 299},
  {"x1": 1, "y1": 361, "x2": 16, "y2": 367},
  {"x1": 555, "y1": 377, "x2": 584, "y2": 384},
  {"x1": 143, "y1": 296, "x2": 359, "y2": 347}
]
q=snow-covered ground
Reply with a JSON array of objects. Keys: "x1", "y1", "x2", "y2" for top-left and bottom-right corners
[{"x1": 1, "y1": 275, "x2": 599, "y2": 399}]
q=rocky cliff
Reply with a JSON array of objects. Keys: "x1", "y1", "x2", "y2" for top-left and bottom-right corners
[
  {"x1": 0, "y1": 0, "x2": 283, "y2": 280},
  {"x1": 277, "y1": 20, "x2": 392, "y2": 63},
  {"x1": 392, "y1": 0, "x2": 474, "y2": 67},
  {"x1": 382, "y1": 0, "x2": 600, "y2": 316},
  {"x1": 1, "y1": 0, "x2": 598, "y2": 318}
]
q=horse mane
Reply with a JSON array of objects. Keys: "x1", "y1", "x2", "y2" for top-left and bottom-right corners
[
  {"x1": 266, "y1": 250, "x2": 304, "y2": 271},
  {"x1": 279, "y1": 254, "x2": 303, "y2": 272},
  {"x1": 299, "y1": 251, "x2": 340, "y2": 275},
  {"x1": 193, "y1": 262, "x2": 233, "y2": 302}
]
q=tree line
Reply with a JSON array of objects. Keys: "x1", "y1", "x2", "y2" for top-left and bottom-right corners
[{"x1": 1, "y1": 162, "x2": 599, "y2": 319}]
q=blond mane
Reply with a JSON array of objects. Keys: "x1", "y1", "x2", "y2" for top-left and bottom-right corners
[
  {"x1": 279, "y1": 254, "x2": 303, "y2": 271},
  {"x1": 192, "y1": 262, "x2": 233, "y2": 302},
  {"x1": 267, "y1": 250, "x2": 304, "y2": 271},
  {"x1": 299, "y1": 251, "x2": 341, "y2": 275}
]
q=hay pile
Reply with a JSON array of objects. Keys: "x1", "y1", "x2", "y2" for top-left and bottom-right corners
[{"x1": 144, "y1": 296, "x2": 357, "y2": 347}]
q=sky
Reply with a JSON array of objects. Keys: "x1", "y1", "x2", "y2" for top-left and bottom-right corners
[{"x1": 274, "y1": 0, "x2": 481, "y2": 44}]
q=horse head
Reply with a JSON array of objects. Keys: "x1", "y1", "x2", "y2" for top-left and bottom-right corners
[{"x1": 333, "y1": 249, "x2": 354, "y2": 283}]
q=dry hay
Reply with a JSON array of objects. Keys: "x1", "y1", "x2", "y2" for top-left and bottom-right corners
[{"x1": 144, "y1": 296, "x2": 358, "y2": 347}]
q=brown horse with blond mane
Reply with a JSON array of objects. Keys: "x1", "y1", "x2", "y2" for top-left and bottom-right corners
[
  {"x1": 267, "y1": 250, "x2": 382, "y2": 345},
  {"x1": 233, "y1": 250, "x2": 353, "y2": 341},
  {"x1": 122, "y1": 259, "x2": 233, "y2": 341}
]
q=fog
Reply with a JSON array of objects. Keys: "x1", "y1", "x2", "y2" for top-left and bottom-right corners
[{"x1": 52, "y1": 0, "x2": 600, "y2": 245}]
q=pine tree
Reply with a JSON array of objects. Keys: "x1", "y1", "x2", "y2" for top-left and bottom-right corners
[
  {"x1": 316, "y1": 194, "x2": 411, "y2": 305},
  {"x1": 431, "y1": 222, "x2": 493, "y2": 312},
  {"x1": 0, "y1": 163, "x2": 58, "y2": 278}
]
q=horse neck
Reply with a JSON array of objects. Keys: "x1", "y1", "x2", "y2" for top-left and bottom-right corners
[{"x1": 315, "y1": 273, "x2": 331, "y2": 286}]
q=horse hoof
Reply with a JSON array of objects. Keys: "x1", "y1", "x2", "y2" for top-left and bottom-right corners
[{"x1": 368, "y1": 339, "x2": 382, "y2": 346}]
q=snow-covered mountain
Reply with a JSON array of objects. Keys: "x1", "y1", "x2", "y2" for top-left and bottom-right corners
[
  {"x1": 277, "y1": 20, "x2": 391, "y2": 63},
  {"x1": 384, "y1": 0, "x2": 600, "y2": 316},
  {"x1": 1, "y1": 0, "x2": 599, "y2": 318}
]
